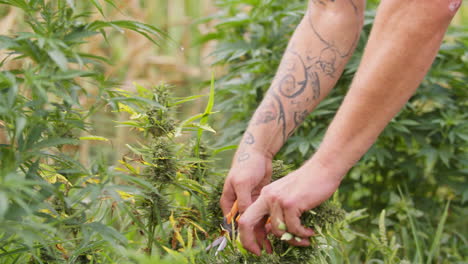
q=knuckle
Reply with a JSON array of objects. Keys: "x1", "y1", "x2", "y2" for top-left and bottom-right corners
[
  {"x1": 232, "y1": 176, "x2": 248, "y2": 187},
  {"x1": 271, "y1": 228, "x2": 283, "y2": 237},
  {"x1": 237, "y1": 202, "x2": 249, "y2": 212},
  {"x1": 237, "y1": 217, "x2": 248, "y2": 228},
  {"x1": 287, "y1": 225, "x2": 299, "y2": 234},
  {"x1": 280, "y1": 198, "x2": 295, "y2": 209},
  {"x1": 260, "y1": 187, "x2": 276, "y2": 200}
]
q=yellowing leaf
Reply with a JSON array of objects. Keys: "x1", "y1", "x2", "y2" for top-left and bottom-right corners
[
  {"x1": 38, "y1": 209, "x2": 56, "y2": 217},
  {"x1": 130, "y1": 113, "x2": 142, "y2": 120},
  {"x1": 55, "y1": 244, "x2": 68, "y2": 254},
  {"x1": 39, "y1": 164, "x2": 72, "y2": 186},
  {"x1": 118, "y1": 160, "x2": 138, "y2": 174},
  {"x1": 187, "y1": 227, "x2": 193, "y2": 249},
  {"x1": 186, "y1": 219, "x2": 208, "y2": 237},
  {"x1": 170, "y1": 212, "x2": 185, "y2": 248},
  {"x1": 42, "y1": 173, "x2": 57, "y2": 184},
  {"x1": 117, "y1": 190, "x2": 135, "y2": 202},
  {"x1": 141, "y1": 161, "x2": 152, "y2": 166},
  {"x1": 79, "y1": 135, "x2": 109, "y2": 142},
  {"x1": 117, "y1": 102, "x2": 136, "y2": 114},
  {"x1": 56, "y1": 174, "x2": 72, "y2": 186},
  {"x1": 86, "y1": 178, "x2": 101, "y2": 184},
  {"x1": 162, "y1": 246, "x2": 189, "y2": 264}
]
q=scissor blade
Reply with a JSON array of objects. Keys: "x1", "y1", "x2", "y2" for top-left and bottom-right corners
[
  {"x1": 205, "y1": 236, "x2": 225, "y2": 251},
  {"x1": 222, "y1": 216, "x2": 239, "y2": 238},
  {"x1": 215, "y1": 237, "x2": 228, "y2": 256}
]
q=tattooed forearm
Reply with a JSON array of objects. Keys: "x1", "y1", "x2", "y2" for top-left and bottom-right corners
[
  {"x1": 251, "y1": 48, "x2": 322, "y2": 142},
  {"x1": 243, "y1": 0, "x2": 363, "y2": 155}
]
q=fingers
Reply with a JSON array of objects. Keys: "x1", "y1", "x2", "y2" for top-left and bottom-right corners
[
  {"x1": 255, "y1": 216, "x2": 272, "y2": 254},
  {"x1": 269, "y1": 202, "x2": 286, "y2": 237},
  {"x1": 221, "y1": 173, "x2": 255, "y2": 215},
  {"x1": 234, "y1": 183, "x2": 253, "y2": 214},
  {"x1": 285, "y1": 236, "x2": 311, "y2": 247},
  {"x1": 238, "y1": 197, "x2": 269, "y2": 256},
  {"x1": 283, "y1": 206, "x2": 315, "y2": 239},
  {"x1": 220, "y1": 181, "x2": 236, "y2": 216}
]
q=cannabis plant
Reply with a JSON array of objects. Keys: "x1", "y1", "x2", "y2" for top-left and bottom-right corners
[
  {"x1": 115, "y1": 82, "x2": 219, "y2": 257},
  {"x1": 0, "y1": 0, "x2": 166, "y2": 262}
]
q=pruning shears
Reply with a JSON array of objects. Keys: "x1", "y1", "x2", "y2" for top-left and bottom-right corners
[
  {"x1": 206, "y1": 200, "x2": 273, "y2": 255},
  {"x1": 205, "y1": 200, "x2": 241, "y2": 255}
]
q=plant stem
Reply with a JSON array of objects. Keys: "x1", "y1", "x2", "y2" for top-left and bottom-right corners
[{"x1": 146, "y1": 201, "x2": 157, "y2": 256}]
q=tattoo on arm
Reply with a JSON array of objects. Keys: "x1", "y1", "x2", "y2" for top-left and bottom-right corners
[
  {"x1": 253, "y1": 98, "x2": 278, "y2": 125},
  {"x1": 252, "y1": 49, "x2": 321, "y2": 142},
  {"x1": 244, "y1": 132, "x2": 255, "y2": 145},
  {"x1": 278, "y1": 51, "x2": 309, "y2": 99},
  {"x1": 271, "y1": 92, "x2": 287, "y2": 143},
  {"x1": 294, "y1": 110, "x2": 309, "y2": 128},
  {"x1": 308, "y1": 0, "x2": 360, "y2": 59},
  {"x1": 248, "y1": 0, "x2": 361, "y2": 145},
  {"x1": 314, "y1": 47, "x2": 337, "y2": 77},
  {"x1": 238, "y1": 152, "x2": 250, "y2": 162}
]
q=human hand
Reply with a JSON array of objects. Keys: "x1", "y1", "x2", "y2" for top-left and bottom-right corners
[
  {"x1": 220, "y1": 147, "x2": 273, "y2": 215},
  {"x1": 220, "y1": 147, "x2": 273, "y2": 253},
  {"x1": 237, "y1": 159, "x2": 343, "y2": 256}
]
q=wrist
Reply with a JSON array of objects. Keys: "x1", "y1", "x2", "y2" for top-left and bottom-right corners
[
  {"x1": 237, "y1": 128, "x2": 278, "y2": 160},
  {"x1": 303, "y1": 152, "x2": 349, "y2": 183},
  {"x1": 235, "y1": 142, "x2": 274, "y2": 162}
]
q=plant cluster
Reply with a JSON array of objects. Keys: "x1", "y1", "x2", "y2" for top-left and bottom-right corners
[
  {"x1": 205, "y1": 160, "x2": 346, "y2": 263},
  {"x1": 0, "y1": 0, "x2": 170, "y2": 262}
]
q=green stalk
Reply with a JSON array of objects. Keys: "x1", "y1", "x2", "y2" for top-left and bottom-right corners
[
  {"x1": 426, "y1": 201, "x2": 450, "y2": 264},
  {"x1": 146, "y1": 201, "x2": 157, "y2": 256},
  {"x1": 406, "y1": 202, "x2": 423, "y2": 264}
]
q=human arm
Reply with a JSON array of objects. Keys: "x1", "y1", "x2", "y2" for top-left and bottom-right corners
[
  {"x1": 237, "y1": 0, "x2": 462, "y2": 255},
  {"x1": 220, "y1": 0, "x2": 365, "y2": 215}
]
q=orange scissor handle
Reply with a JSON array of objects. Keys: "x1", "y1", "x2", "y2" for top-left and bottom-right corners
[
  {"x1": 225, "y1": 200, "x2": 239, "y2": 225},
  {"x1": 225, "y1": 200, "x2": 272, "y2": 225}
]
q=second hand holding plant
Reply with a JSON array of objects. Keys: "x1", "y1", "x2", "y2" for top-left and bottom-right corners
[{"x1": 237, "y1": 157, "x2": 343, "y2": 256}]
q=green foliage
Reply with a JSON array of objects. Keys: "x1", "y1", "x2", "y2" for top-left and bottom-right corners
[{"x1": 0, "y1": 0, "x2": 169, "y2": 262}]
